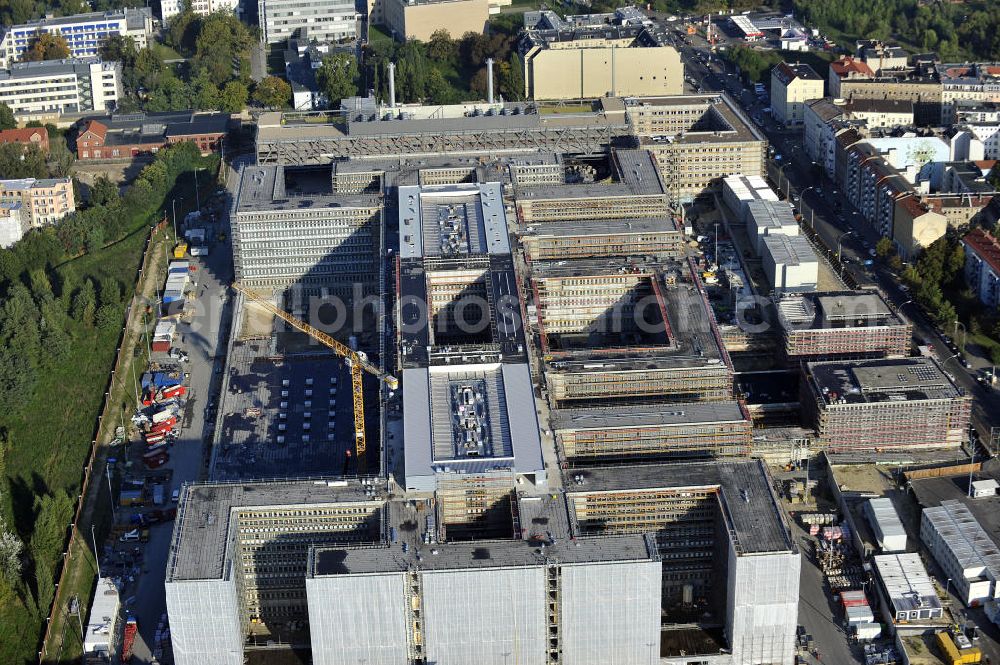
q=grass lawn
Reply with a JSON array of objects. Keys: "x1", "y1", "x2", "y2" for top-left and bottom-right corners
[
  {"x1": 150, "y1": 41, "x2": 184, "y2": 62},
  {"x1": 368, "y1": 24, "x2": 396, "y2": 47}
]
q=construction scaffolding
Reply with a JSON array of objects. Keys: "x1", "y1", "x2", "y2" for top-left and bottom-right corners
[
  {"x1": 553, "y1": 401, "x2": 753, "y2": 464},
  {"x1": 801, "y1": 358, "x2": 972, "y2": 454},
  {"x1": 435, "y1": 475, "x2": 518, "y2": 541}
]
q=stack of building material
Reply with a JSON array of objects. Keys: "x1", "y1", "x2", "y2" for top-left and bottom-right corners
[
  {"x1": 162, "y1": 261, "x2": 190, "y2": 315},
  {"x1": 865, "y1": 497, "x2": 907, "y2": 552}
]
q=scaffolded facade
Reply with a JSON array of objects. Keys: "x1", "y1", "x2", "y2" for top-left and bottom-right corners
[
  {"x1": 801, "y1": 358, "x2": 972, "y2": 455},
  {"x1": 553, "y1": 401, "x2": 752, "y2": 464}
]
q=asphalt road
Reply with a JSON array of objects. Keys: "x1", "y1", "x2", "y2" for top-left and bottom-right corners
[{"x1": 124, "y1": 171, "x2": 238, "y2": 663}]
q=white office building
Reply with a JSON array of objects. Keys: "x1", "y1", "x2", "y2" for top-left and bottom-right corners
[
  {"x1": 258, "y1": 0, "x2": 358, "y2": 44},
  {"x1": 159, "y1": 0, "x2": 239, "y2": 23},
  {"x1": 0, "y1": 57, "x2": 121, "y2": 121},
  {"x1": 0, "y1": 7, "x2": 153, "y2": 68}
]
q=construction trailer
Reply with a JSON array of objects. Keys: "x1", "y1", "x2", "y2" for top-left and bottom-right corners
[
  {"x1": 865, "y1": 497, "x2": 907, "y2": 553},
  {"x1": 872, "y1": 552, "x2": 944, "y2": 624},
  {"x1": 800, "y1": 357, "x2": 971, "y2": 456}
]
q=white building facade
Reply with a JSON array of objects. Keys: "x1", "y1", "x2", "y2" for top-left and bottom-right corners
[{"x1": 0, "y1": 57, "x2": 121, "y2": 121}]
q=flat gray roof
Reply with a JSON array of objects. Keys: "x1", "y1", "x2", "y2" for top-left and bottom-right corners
[
  {"x1": 763, "y1": 234, "x2": 818, "y2": 267},
  {"x1": 566, "y1": 459, "x2": 794, "y2": 554},
  {"x1": 550, "y1": 400, "x2": 747, "y2": 431},
  {"x1": 398, "y1": 183, "x2": 509, "y2": 260},
  {"x1": 521, "y1": 216, "x2": 679, "y2": 237},
  {"x1": 234, "y1": 164, "x2": 379, "y2": 213},
  {"x1": 167, "y1": 479, "x2": 380, "y2": 582},
  {"x1": 311, "y1": 493, "x2": 654, "y2": 575},
  {"x1": 806, "y1": 357, "x2": 962, "y2": 404},
  {"x1": 776, "y1": 290, "x2": 904, "y2": 329},
  {"x1": 402, "y1": 363, "x2": 545, "y2": 490}
]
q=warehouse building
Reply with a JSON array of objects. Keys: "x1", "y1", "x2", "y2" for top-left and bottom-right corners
[
  {"x1": 775, "y1": 291, "x2": 912, "y2": 361},
  {"x1": 231, "y1": 163, "x2": 380, "y2": 299},
  {"x1": 530, "y1": 257, "x2": 733, "y2": 404},
  {"x1": 801, "y1": 358, "x2": 971, "y2": 455},
  {"x1": 872, "y1": 552, "x2": 944, "y2": 624},
  {"x1": 921, "y1": 500, "x2": 1000, "y2": 607},
  {"x1": 762, "y1": 234, "x2": 818, "y2": 294},
  {"x1": 628, "y1": 95, "x2": 767, "y2": 203},
  {"x1": 519, "y1": 20, "x2": 683, "y2": 100},
  {"x1": 551, "y1": 400, "x2": 752, "y2": 464},
  {"x1": 566, "y1": 460, "x2": 800, "y2": 665}
]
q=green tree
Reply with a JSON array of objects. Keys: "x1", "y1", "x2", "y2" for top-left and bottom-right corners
[
  {"x1": 219, "y1": 81, "x2": 249, "y2": 113},
  {"x1": 90, "y1": 176, "x2": 119, "y2": 207},
  {"x1": 500, "y1": 51, "x2": 525, "y2": 101},
  {"x1": 191, "y1": 70, "x2": 220, "y2": 110},
  {"x1": 193, "y1": 13, "x2": 253, "y2": 86},
  {"x1": 0, "y1": 144, "x2": 47, "y2": 179},
  {"x1": 21, "y1": 33, "x2": 70, "y2": 61},
  {"x1": 427, "y1": 29, "x2": 457, "y2": 65},
  {"x1": 875, "y1": 237, "x2": 894, "y2": 258},
  {"x1": 0, "y1": 103, "x2": 15, "y2": 131},
  {"x1": 253, "y1": 76, "x2": 291, "y2": 108},
  {"x1": 72, "y1": 279, "x2": 96, "y2": 326},
  {"x1": 317, "y1": 53, "x2": 360, "y2": 105}
]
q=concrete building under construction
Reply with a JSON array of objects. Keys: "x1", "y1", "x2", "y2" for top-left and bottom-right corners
[
  {"x1": 530, "y1": 257, "x2": 733, "y2": 404},
  {"x1": 800, "y1": 357, "x2": 971, "y2": 455},
  {"x1": 552, "y1": 400, "x2": 752, "y2": 465},
  {"x1": 775, "y1": 290, "x2": 912, "y2": 362},
  {"x1": 565, "y1": 459, "x2": 800, "y2": 665},
  {"x1": 231, "y1": 163, "x2": 381, "y2": 298}
]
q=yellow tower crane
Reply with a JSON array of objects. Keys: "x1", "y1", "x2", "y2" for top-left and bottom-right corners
[{"x1": 232, "y1": 283, "x2": 398, "y2": 462}]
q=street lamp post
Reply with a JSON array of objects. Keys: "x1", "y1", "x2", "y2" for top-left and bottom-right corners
[
  {"x1": 837, "y1": 230, "x2": 854, "y2": 264},
  {"x1": 714, "y1": 222, "x2": 720, "y2": 270},
  {"x1": 945, "y1": 577, "x2": 952, "y2": 600},
  {"x1": 953, "y1": 320, "x2": 967, "y2": 353}
]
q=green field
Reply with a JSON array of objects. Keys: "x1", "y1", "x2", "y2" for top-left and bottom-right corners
[{"x1": 0, "y1": 148, "x2": 218, "y2": 665}]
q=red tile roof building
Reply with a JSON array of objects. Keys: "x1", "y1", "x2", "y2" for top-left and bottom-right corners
[
  {"x1": 75, "y1": 112, "x2": 229, "y2": 161},
  {"x1": 0, "y1": 127, "x2": 49, "y2": 153},
  {"x1": 963, "y1": 227, "x2": 1000, "y2": 308}
]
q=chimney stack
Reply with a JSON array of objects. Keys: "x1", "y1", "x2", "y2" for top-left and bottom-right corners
[
  {"x1": 388, "y1": 62, "x2": 396, "y2": 108},
  {"x1": 486, "y1": 58, "x2": 495, "y2": 104}
]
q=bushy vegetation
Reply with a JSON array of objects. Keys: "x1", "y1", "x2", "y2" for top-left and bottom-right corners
[
  {"x1": 791, "y1": 0, "x2": 1000, "y2": 60},
  {"x1": 0, "y1": 142, "x2": 210, "y2": 665},
  {"x1": 102, "y1": 10, "x2": 255, "y2": 112},
  {"x1": 725, "y1": 45, "x2": 834, "y2": 85},
  {"x1": 365, "y1": 18, "x2": 525, "y2": 106}
]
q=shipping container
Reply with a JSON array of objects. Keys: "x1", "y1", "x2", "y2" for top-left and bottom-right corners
[{"x1": 119, "y1": 489, "x2": 144, "y2": 507}]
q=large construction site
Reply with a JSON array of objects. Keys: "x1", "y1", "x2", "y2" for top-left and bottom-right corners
[{"x1": 168, "y1": 92, "x2": 799, "y2": 665}]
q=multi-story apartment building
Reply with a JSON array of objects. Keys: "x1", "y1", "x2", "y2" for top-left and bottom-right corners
[
  {"x1": 0, "y1": 177, "x2": 75, "y2": 227},
  {"x1": 770, "y1": 62, "x2": 824, "y2": 127},
  {"x1": 627, "y1": 94, "x2": 767, "y2": 204},
  {"x1": 963, "y1": 227, "x2": 1000, "y2": 309},
  {"x1": 160, "y1": 0, "x2": 238, "y2": 22},
  {"x1": 519, "y1": 21, "x2": 682, "y2": 100},
  {"x1": 940, "y1": 63, "x2": 1000, "y2": 125},
  {"x1": 0, "y1": 7, "x2": 152, "y2": 68},
  {"x1": 259, "y1": 0, "x2": 357, "y2": 44},
  {"x1": 0, "y1": 57, "x2": 121, "y2": 122},
  {"x1": 838, "y1": 68, "x2": 943, "y2": 126},
  {"x1": 828, "y1": 56, "x2": 873, "y2": 98}
]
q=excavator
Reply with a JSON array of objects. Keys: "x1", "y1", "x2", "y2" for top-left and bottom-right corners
[{"x1": 232, "y1": 283, "x2": 398, "y2": 466}]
